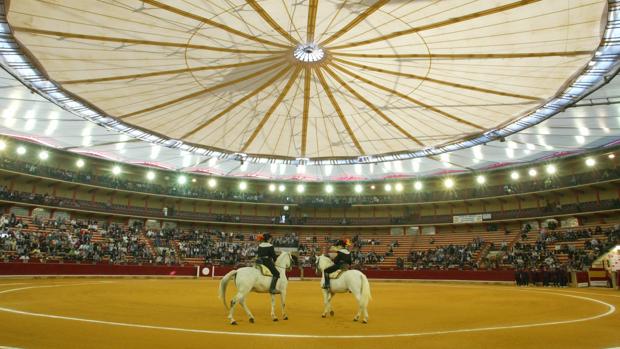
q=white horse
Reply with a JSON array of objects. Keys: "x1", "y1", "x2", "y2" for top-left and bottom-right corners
[
  {"x1": 218, "y1": 251, "x2": 293, "y2": 325},
  {"x1": 316, "y1": 255, "x2": 372, "y2": 323}
]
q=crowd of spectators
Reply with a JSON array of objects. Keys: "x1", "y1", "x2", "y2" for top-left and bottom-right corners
[
  {"x1": 405, "y1": 237, "x2": 484, "y2": 270},
  {"x1": 2, "y1": 156, "x2": 619, "y2": 207}
]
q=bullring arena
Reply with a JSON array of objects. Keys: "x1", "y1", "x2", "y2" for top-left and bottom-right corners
[
  {"x1": 0, "y1": 278, "x2": 619, "y2": 348},
  {"x1": 1, "y1": 0, "x2": 620, "y2": 348}
]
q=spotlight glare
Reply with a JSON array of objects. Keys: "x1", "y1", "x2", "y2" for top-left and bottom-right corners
[
  {"x1": 177, "y1": 175, "x2": 187, "y2": 184},
  {"x1": 608, "y1": 153, "x2": 615, "y2": 159},
  {"x1": 528, "y1": 168, "x2": 537, "y2": 177},
  {"x1": 207, "y1": 178, "x2": 217, "y2": 188},
  {"x1": 585, "y1": 157, "x2": 596, "y2": 167},
  {"x1": 395, "y1": 183, "x2": 403, "y2": 192},
  {"x1": 296, "y1": 184, "x2": 305, "y2": 193},
  {"x1": 384, "y1": 184, "x2": 392, "y2": 192},
  {"x1": 510, "y1": 171, "x2": 520, "y2": 180},
  {"x1": 112, "y1": 165, "x2": 121, "y2": 175},
  {"x1": 546, "y1": 164, "x2": 557, "y2": 175},
  {"x1": 278, "y1": 184, "x2": 286, "y2": 192},
  {"x1": 268, "y1": 183, "x2": 276, "y2": 192},
  {"x1": 191, "y1": 178, "x2": 196, "y2": 183},
  {"x1": 444, "y1": 178, "x2": 454, "y2": 189},
  {"x1": 0, "y1": 140, "x2": 6, "y2": 150},
  {"x1": 76, "y1": 159, "x2": 85, "y2": 168},
  {"x1": 325, "y1": 184, "x2": 334, "y2": 194},
  {"x1": 414, "y1": 181, "x2": 423, "y2": 191},
  {"x1": 476, "y1": 175, "x2": 486, "y2": 184},
  {"x1": 16, "y1": 146, "x2": 26, "y2": 155},
  {"x1": 146, "y1": 171, "x2": 156, "y2": 181},
  {"x1": 239, "y1": 181, "x2": 248, "y2": 191},
  {"x1": 370, "y1": 185, "x2": 376, "y2": 190},
  {"x1": 38, "y1": 150, "x2": 49, "y2": 160},
  {"x1": 354, "y1": 184, "x2": 363, "y2": 193}
]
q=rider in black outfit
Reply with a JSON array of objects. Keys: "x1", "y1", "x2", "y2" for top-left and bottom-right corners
[
  {"x1": 257, "y1": 233, "x2": 280, "y2": 294},
  {"x1": 322, "y1": 239, "x2": 352, "y2": 290}
]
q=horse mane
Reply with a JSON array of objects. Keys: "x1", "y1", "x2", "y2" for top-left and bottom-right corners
[{"x1": 317, "y1": 254, "x2": 334, "y2": 270}]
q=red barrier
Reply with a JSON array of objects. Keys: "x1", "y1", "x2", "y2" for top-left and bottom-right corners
[
  {"x1": 0, "y1": 263, "x2": 517, "y2": 282},
  {"x1": 0, "y1": 262, "x2": 198, "y2": 276}
]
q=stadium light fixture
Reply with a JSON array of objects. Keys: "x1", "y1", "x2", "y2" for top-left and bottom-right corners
[
  {"x1": 76, "y1": 159, "x2": 85, "y2": 168},
  {"x1": 268, "y1": 183, "x2": 276, "y2": 192},
  {"x1": 239, "y1": 181, "x2": 248, "y2": 191},
  {"x1": 191, "y1": 178, "x2": 197, "y2": 183},
  {"x1": 38, "y1": 150, "x2": 49, "y2": 160},
  {"x1": 528, "y1": 168, "x2": 537, "y2": 177},
  {"x1": 370, "y1": 185, "x2": 376, "y2": 190},
  {"x1": 177, "y1": 175, "x2": 187, "y2": 185},
  {"x1": 207, "y1": 178, "x2": 217, "y2": 188},
  {"x1": 325, "y1": 184, "x2": 334, "y2": 194},
  {"x1": 609, "y1": 153, "x2": 615, "y2": 159},
  {"x1": 112, "y1": 165, "x2": 121, "y2": 175},
  {"x1": 414, "y1": 181, "x2": 423, "y2": 191},
  {"x1": 0, "y1": 140, "x2": 6, "y2": 150},
  {"x1": 546, "y1": 164, "x2": 557, "y2": 175},
  {"x1": 296, "y1": 184, "x2": 305, "y2": 193},
  {"x1": 476, "y1": 175, "x2": 486, "y2": 184},
  {"x1": 146, "y1": 171, "x2": 156, "y2": 181},
  {"x1": 444, "y1": 178, "x2": 454, "y2": 189},
  {"x1": 354, "y1": 184, "x2": 363, "y2": 193},
  {"x1": 384, "y1": 184, "x2": 392, "y2": 192},
  {"x1": 585, "y1": 157, "x2": 596, "y2": 167},
  {"x1": 16, "y1": 146, "x2": 26, "y2": 155},
  {"x1": 510, "y1": 171, "x2": 520, "y2": 180},
  {"x1": 395, "y1": 183, "x2": 403, "y2": 192},
  {"x1": 278, "y1": 184, "x2": 286, "y2": 192}
]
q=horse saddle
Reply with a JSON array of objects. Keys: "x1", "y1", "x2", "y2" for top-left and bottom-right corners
[
  {"x1": 328, "y1": 270, "x2": 345, "y2": 279},
  {"x1": 255, "y1": 264, "x2": 273, "y2": 277}
]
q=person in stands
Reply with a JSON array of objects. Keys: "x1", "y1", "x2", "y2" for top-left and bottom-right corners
[
  {"x1": 322, "y1": 239, "x2": 352, "y2": 290},
  {"x1": 256, "y1": 233, "x2": 279, "y2": 293}
]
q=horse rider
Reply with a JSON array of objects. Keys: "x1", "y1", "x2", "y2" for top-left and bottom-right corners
[
  {"x1": 257, "y1": 233, "x2": 280, "y2": 294},
  {"x1": 322, "y1": 239, "x2": 352, "y2": 289}
]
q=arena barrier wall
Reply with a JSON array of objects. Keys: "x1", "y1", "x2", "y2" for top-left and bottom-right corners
[
  {"x1": 0, "y1": 263, "x2": 593, "y2": 285},
  {"x1": 0, "y1": 262, "x2": 198, "y2": 277}
]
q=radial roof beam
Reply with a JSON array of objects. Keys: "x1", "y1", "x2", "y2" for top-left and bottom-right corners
[
  {"x1": 245, "y1": 0, "x2": 299, "y2": 45},
  {"x1": 241, "y1": 66, "x2": 303, "y2": 152},
  {"x1": 181, "y1": 65, "x2": 294, "y2": 140},
  {"x1": 301, "y1": 67, "x2": 312, "y2": 156},
  {"x1": 59, "y1": 56, "x2": 284, "y2": 85},
  {"x1": 142, "y1": 0, "x2": 290, "y2": 48},
  {"x1": 11, "y1": 27, "x2": 279, "y2": 54},
  {"x1": 332, "y1": 58, "x2": 542, "y2": 101},
  {"x1": 322, "y1": 65, "x2": 425, "y2": 147},
  {"x1": 320, "y1": 0, "x2": 389, "y2": 47},
  {"x1": 118, "y1": 60, "x2": 284, "y2": 119},
  {"x1": 331, "y1": 52, "x2": 594, "y2": 59},
  {"x1": 328, "y1": 0, "x2": 542, "y2": 50},
  {"x1": 329, "y1": 62, "x2": 485, "y2": 131},
  {"x1": 314, "y1": 68, "x2": 365, "y2": 155},
  {"x1": 306, "y1": 0, "x2": 319, "y2": 43}
]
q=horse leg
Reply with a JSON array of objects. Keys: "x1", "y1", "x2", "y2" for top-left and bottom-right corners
[
  {"x1": 353, "y1": 291, "x2": 362, "y2": 322},
  {"x1": 270, "y1": 293, "x2": 278, "y2": 321},
  {"x1": 362, "y1": 304, "x2": 369, "y2": 324},
  {"x1": 239, "y1": 296, "x2": 255, "y2": 323},
  {"x1": 228, "y1": 290, "x2": 246, "y2": 325},
  {"x1": 280, "y1": 289, "x2": 288, "y2": 320},
  {"x1": 328, "y1": 292, "x2": 335, "y2": 316},
  {"x1": 321, "y1": 288, "x2": 331, "y2": 318}
]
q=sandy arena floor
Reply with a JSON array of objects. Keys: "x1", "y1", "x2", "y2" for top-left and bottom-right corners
[{"x1": 0, "y1": 278, "x2": 618, "y2": 349}]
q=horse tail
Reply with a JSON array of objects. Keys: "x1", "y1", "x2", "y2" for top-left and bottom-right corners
[
  {"x1": 218, "y1": 269, "x2": 237, "y2": 310},
  {"x1": 360, "y1": 273, "x2": 372, "y2": 307}
]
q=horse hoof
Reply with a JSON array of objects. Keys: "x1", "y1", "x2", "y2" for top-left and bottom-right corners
[
  {"x1": 362, "y1": 320, "x2": 368, "y2": 324},
  {"x1": 249, "y1": 318, "x2": 255, "y2": 324},
  {"x1": 321, "y1": 314, "x2": 326, "y2": 318},
  {"x1": 330, "y1": 311, "x2": 334, "y2": 316},
  {"x1": 231, "y1": 321, "x2": 237, "y2": 325},
  {"x1": 283, "y1": 316, "x2": 288, "y2": 320},
  {"x1": 273, "y1": 318, "x2": 278, "y2": 322},
  {"x1": 353, "y1": 318, "x2": 358, "y2": 322}
]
